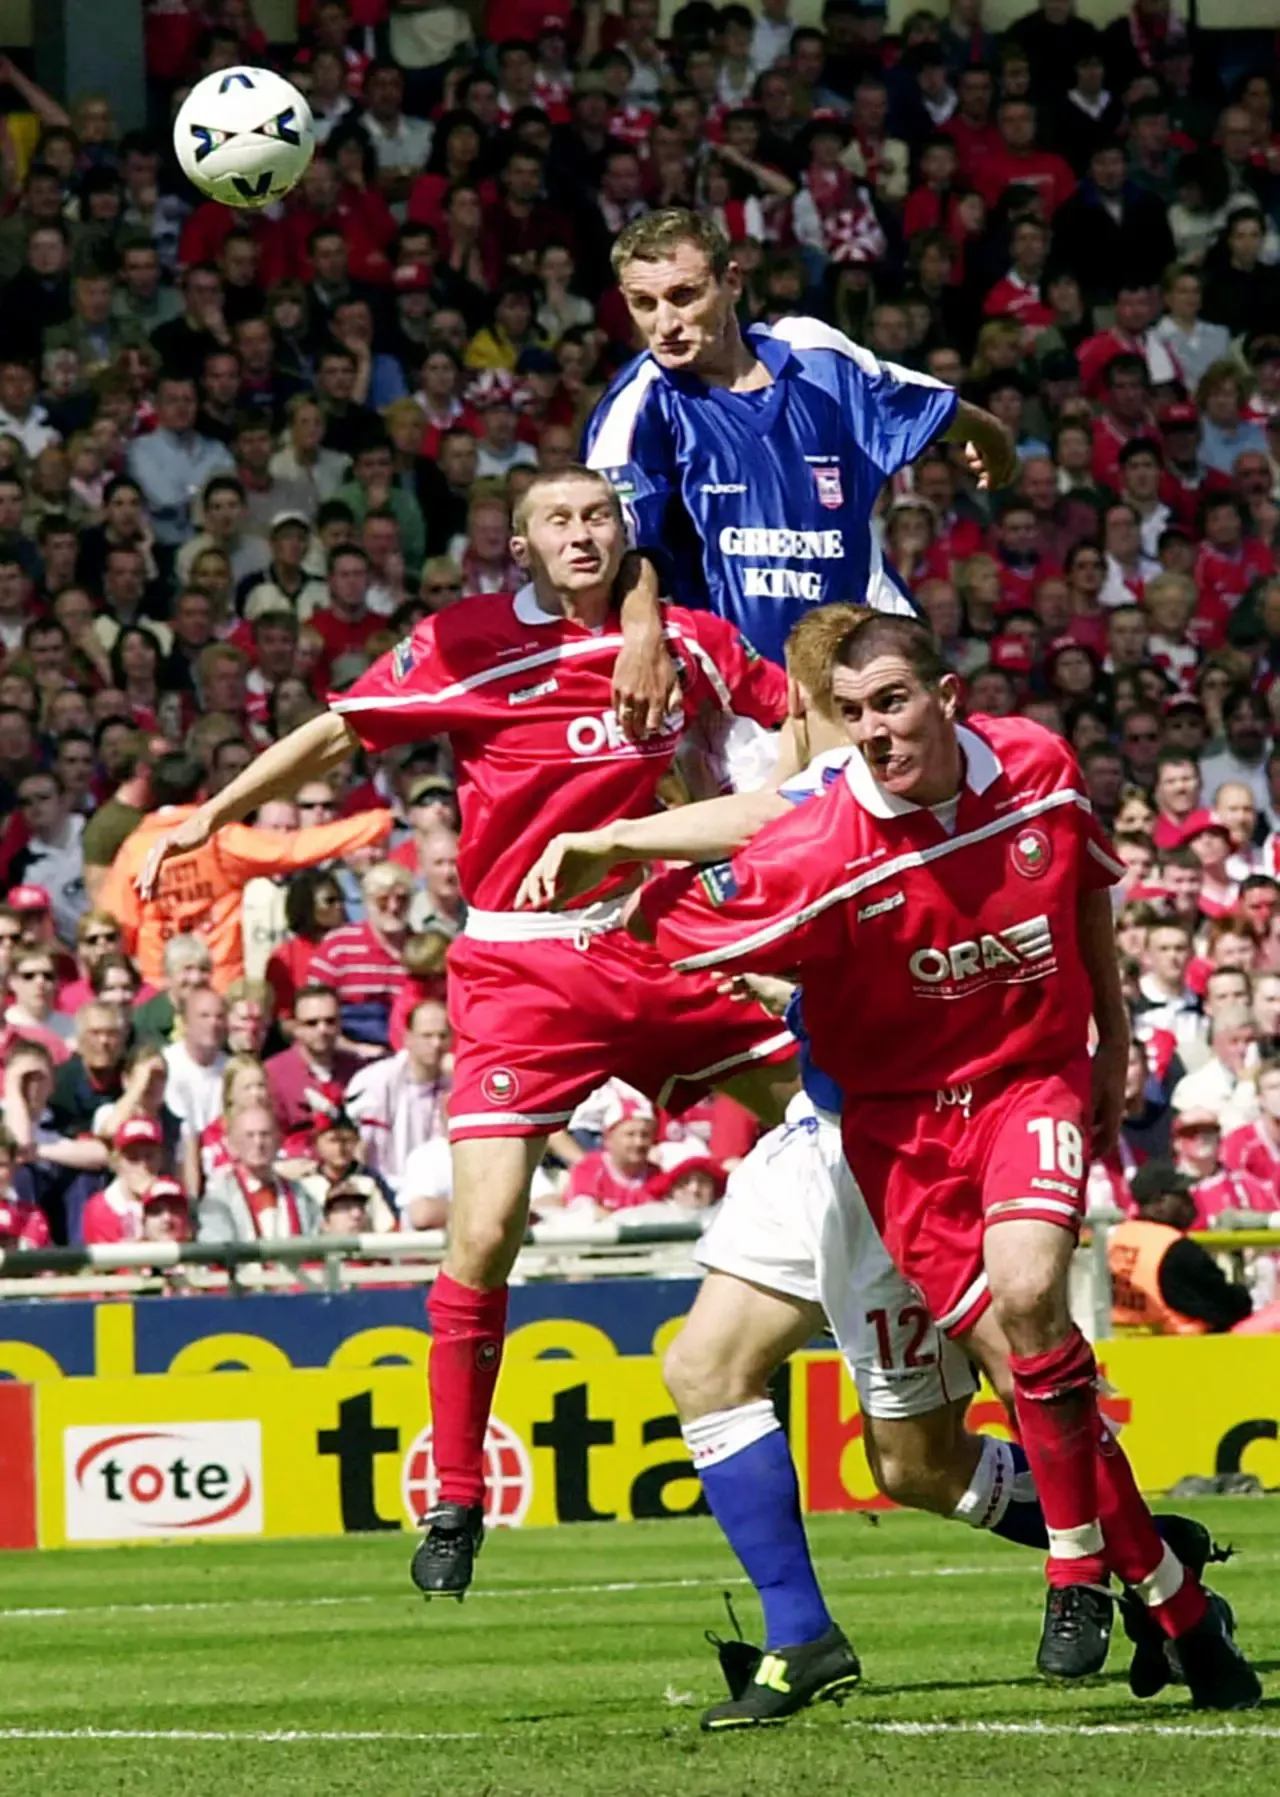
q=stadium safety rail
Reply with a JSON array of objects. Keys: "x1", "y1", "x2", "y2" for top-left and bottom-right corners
[
  {"x1": 0, "y1": 1217, "x2": 709, "y2": 1299},
  {"x1": 0, "y1": 1219, "x2": 1272, "y2": 1327}
]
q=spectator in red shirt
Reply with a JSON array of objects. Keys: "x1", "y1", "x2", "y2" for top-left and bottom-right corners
[
  {"x1": 942, "y1": 64, "x2": 1002, "y2": 182},
  {"x1": 1076, "y1": 283, "x2": 1179, "y2": 399},
  {"x1": 265, "y1": 866, "x2": 348, "y2": 1025},
  {"x1": 487, "y1": 144, "x2": 575, "y2": 281},
  {"x1": 563, "y1": 1091, "x2": 660, "y2": 1216},
  {"x1": 1222, "y1": 1062, "x2": 1280, "y2": 1198},
  {"x1": 309, "y1": 860, "x2": 412, "y2": 1054},
  {"x1": 991, "y1": 496, "x2": 1059, "y2": 612},
  {"x1": 1194, "y1": 492, "x2": 1275, "y2": 616},
  {"x1": 1151, "y1": 749, "x2": 1203, "y2": 853},
  {"x1": 913, "y1": 452, "x2": 984, "y2": 563},
  {"x1": 81, "y1": 1115, "x2": 168, "y2": 1245},
  {"x1": 982, "y1": 216, "x2": 1056, "y2": 331},
  {"x1": 1091, "y1": 354, "x2": 1160, "y2": 488},
  {"x1": 975, "y1": 97, "x2": 1076, "y2": 218},
  {"x1": 0, "y1": 1128, "x2": 50, "y2": 1251},
  {"x1": 266, "y1": 981, "x2": 364, "y2": 1134},
  {"x1": 903, "y1": 134, "x2": 971, "y2": 247},
  {"x1": 309, "y1": 545, "x2": 382, "y2": 689}
]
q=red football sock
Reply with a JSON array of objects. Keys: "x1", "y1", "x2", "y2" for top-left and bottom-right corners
[
  {"x1": 1094, "y1": 1418, "x2": 1208, "y2": 1638},
  {"x1": 426, "y1": 1273, "x2": 510, "y2": 1509},
  {"x1": 1008, "y1": 1328, "x2": 1107, "y2": 1588}
]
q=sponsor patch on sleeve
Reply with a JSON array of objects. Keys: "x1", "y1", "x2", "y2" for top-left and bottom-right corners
[
  {"x1": 697, "y1": 862, "x2": 740, "y2": 906},
  {"x1": 392, "y1": 636, "x2": 416, "y2": 682}
]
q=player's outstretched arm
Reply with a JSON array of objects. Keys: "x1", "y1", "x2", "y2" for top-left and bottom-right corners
[
  {"x1": 136, "y1": 711, "x2": 360, "y2": 898},
  {"x1": 944, "y1": 399, "x2": 1018, "y2": 493},
  {"x1": 613, "y1": 552, "x2": 678, "y2": 743},
  {"x1": 1077, "y1": 887, "x2": 1131, "y2": 1158},
  {"x1": 515, "y1": 789, "x2": 792, "y2": 911}
]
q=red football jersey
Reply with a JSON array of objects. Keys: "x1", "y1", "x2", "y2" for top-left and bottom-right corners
[
  {"x1": 331, "y1": 585, "x2": 787, "y2": 911},
  {"x1": 1219, "y1": 1121, "x2": 1280, "y2": 1198},
  {"x1": 640, "y1": 715, "x2": 1123, "y2": 1097},
  {"x1": 1192, "y1": 1165, "x2": 1279, "y2": 1230}
]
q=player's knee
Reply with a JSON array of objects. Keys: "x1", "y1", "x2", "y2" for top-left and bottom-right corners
[
  {"x1": 663, "y1": 1329, "x2": 757, "y2": 1421},
  {"x1": 446, "y1": 1206, "x2": 523, "y2": 1286},
  {"x1": 989, "y1": 1272, "x2": 1070, "y2": 1355}
]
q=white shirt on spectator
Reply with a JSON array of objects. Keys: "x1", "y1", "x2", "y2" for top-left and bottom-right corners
[
  {"x1": 751, "y1": 15, "x2": 792, "y2": 72},
  {"x1": 1171, "y1": 1059, "x2": 1259, "y2": 1135},
  {"x1": 361, "y1": 111, "x2": 434, "y2": 173},
  {"x1": 0, "y1": 403, "x2": 59, "y2": 458},
  {"x1": 397, "y1": 1135, "x2": 558, "y2": 1216},
  {"x1": 163, "y1": 1042, "x2": 227, "y2": 1136},
  {"x1": 475, "y1": 441, "x2": 537, "y2": 481},
  {"x1": 344, "y1": 1050, "x2": 450, "y2": 1191},
  {"x1": 18, "y1": 815, "x2": 86, "y2": 947},
  {"x1": 1198, "y1": 749, "x2": 1270, "y2": 813}
]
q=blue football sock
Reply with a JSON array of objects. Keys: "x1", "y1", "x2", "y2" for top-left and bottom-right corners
[
  {"x1": 685, "y1": 1403, "x2": 832, "y2": 1650},
  {"x1": 989, "y1": 1441, "x2": 1050, "y2": 1550}
]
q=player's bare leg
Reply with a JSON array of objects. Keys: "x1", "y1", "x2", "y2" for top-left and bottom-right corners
[
  {"x1": 412, "y1": 1134, "x2": 548, "y2": 1600},
  {"x1": 663, "y1": 1272, "x2": 862, "y2": 1729}
]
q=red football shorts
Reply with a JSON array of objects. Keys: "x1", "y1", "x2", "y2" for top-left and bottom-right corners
[
  {"x1": 446, "y1": 931, "x2": 794, "y2": 1141},
  {"x1": 841, "y1": 1053, "x2": 1093, "y2": 1339}
]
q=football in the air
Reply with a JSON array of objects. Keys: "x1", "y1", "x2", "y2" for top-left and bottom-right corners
[{"x1": 174, "y1": 66, "x2": 315, "y2": 209}]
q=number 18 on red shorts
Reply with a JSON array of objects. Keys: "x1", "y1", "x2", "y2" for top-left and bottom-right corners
[{"x1": 841, "y1": 1053, "x2": 1093, "y2": 1340}]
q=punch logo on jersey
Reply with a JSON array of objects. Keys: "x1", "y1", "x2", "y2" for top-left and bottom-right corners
[
  {"x1": 698, "y1": 862, "x2": 740, "y2": 907},
  {"x1": 908, "y1": 914, "x2": 1057, "y2": 994},
  {"x1": 1010, "y1": 828, "x2": 1052, "y2": 880},
  {"x1": 482, "y1": 1068, "x2": 521, "y2": 1105},
  {"x1": 813, "y1": 465, "x2": 843, "y2": 510}
]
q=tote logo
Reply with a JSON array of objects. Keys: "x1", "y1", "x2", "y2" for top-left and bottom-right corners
[{"x1": 63, "y1": 1422, "x2": 263, "y2": 1540}]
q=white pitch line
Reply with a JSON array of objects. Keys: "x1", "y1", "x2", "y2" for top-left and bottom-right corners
[
  {"x1": 0, "y1": 1721, "x2": 1276, "y2": 1747},
  {"x1": 0, "y1": 1546, "x2": 1264, "y2": 1625}
]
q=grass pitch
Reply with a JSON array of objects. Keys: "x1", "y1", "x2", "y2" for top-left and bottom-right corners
[{"x1": 0, "y1": 1502, "x2": 1275, "y2": 1797}]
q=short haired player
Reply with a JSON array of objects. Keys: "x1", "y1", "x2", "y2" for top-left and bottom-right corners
[
  {"x1": 589, "y1": 209, "x2": 1017, "y2": 739},
  {"x1": 138, "y1": 467, "x2": 800, "y2": 1600},
  {"x1": 519, "y1": 608, "x2": 1239, "y2": 1723}
]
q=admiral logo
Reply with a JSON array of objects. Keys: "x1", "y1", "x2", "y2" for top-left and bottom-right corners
[
  {"x1": 698, "y1": 862, "x2": 740, "y2": 907},
  {"x1": 509, "y1": 677, "x2": 558, "y2": 706},
  {"x1": 856, "y1": 891, "x2": 904, "y2": 922},
  {"x1": 392, "y1": 637, "x2": 416, "y2": 682},
  {"x1": 64, "y1": 1422, "x2": 262, "y2": 1541},
  {"x1": 908, "y1": 914, "x2": 1056, "y2": 989}
]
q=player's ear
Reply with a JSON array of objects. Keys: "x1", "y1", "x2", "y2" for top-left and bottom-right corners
[
  {"x1": 510, "y1": 531, "x2": 530, "y2": 570},
  {"x1": 937, "y1": 672, "x2": 961, "y2": 721}
]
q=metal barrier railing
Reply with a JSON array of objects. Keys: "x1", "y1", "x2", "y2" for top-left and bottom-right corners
[
  {"x1": 0, "y1": 1217, "x2": 1271, "y2": 1327},
  {"x1": 0, "y1": 1218, "x2": 708, "y2": 1300}
]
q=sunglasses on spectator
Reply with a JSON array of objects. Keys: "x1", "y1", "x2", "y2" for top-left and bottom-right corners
[
  {"x1": 83, "y1": 931, "x2": 118, "y2": 946},
  {"x1": 298, "y1": 798, "x2": 336, "y2": 811},
  {"x1": 1124, "y1": 729, "x2": 1160, "y2": 744},
  {"x1": 424, "y1": 581, "x2": 462, "y2": 595},
  {"x1": 15, "y1": 966, "x2": 55, "y2": 981},
  {"x1": 373, "y1": 890, "x2": 410, "y2": 908}
]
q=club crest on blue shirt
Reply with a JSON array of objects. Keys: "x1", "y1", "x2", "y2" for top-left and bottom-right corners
[
  {"x1": 698, "y1": 862, "x2": 740, "y2": 906},
  {"x1": 813, "y1": 465, "x2": 843, "y2": 510},
  {"x1": 392, "y1": 636, "x2": 416, "y2": 682}
]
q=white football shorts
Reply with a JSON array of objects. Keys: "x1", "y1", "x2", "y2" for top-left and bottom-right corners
[{"x1": 697, "y1": 1093, "x2": 978, "y2": 1419}]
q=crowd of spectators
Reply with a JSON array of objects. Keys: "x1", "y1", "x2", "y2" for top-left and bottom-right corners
[{"x1": 0, "y1": 1, "x2": 1278, "y2": 1271}]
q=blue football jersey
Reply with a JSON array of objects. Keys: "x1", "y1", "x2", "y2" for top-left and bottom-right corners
[{"x1": 583, "y1": 316, "x2": 958, "y2": 665}]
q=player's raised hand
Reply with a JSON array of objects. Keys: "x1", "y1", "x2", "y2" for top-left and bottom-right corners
[
  {"x1": 136, "y1": 811, "x2": 214, "y2": 900},
  {"x1": 612, "y1": 631, "x2": 678, "y2": 742},
  {"x1": 514, "y1": 831, "x2": 620, "y2": 910},
  {"x1": 714, "y1": 972, "x2": 796, "y2": 1018}
]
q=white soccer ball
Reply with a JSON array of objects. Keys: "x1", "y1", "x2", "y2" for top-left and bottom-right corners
[{"x1": 174, "y1": 66, "x2": 315, "y2": 210}]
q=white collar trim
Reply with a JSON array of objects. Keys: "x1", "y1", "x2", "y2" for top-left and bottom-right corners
[
  {"x1": 843, "y1": 722, "x2": 1003, "y2": 818},
  {"x1": 513, "y1": 582, "x2": 558, "y2": 626}
]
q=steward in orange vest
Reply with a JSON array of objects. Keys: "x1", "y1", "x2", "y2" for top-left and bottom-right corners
[{"x1": 1109, "y1": 1161, "x2": 1253, "y2": 1335}]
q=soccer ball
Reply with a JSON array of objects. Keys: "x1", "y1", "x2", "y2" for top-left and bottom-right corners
[{"x1": 174, "y1": 66, "x2": 315, "y2": 210}]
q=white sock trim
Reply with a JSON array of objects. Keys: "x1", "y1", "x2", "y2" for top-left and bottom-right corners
[
  {"x1": 953, "y1": 1436, "x2": 1016, "y2": 1532},
  {"x1": 1136, "y1": 1542, "x2": 1186, "y2": 1608},
  {"x1": 1047, "y1": 1521, "x2": 1105, "y2": 1560},
  {"x1": 682, "y1": 1399, "x2": 780, "y2": 1471}
]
